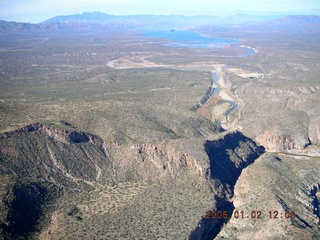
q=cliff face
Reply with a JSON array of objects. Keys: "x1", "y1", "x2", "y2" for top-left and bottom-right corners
[
  {"x1": 256, "y1": 128, "x2": 310, "y2": 152},
  {"x1": 205, "y1": 131, "x2": 265, "y2": 188},
  {"x1": 190, "y1": 131, "x2": 265, "y2": 240},
  {"x1": 309, "y1": 116, "x2": 320, "y2": 146},
  {"x1": 114, "y1": 143, "x2": 208, "y2": 188}
]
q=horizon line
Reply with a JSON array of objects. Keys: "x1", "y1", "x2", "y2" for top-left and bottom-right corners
[{"x1": 1, "y1": 9, "x2": 320, "y2": 24}]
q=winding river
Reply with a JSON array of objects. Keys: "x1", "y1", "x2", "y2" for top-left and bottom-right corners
[
  {"x1": 143, "y1": 29, "x2": 256, "y2": 123},
  {"x1": 210, "y1": 71, "x2": 239, "y2": 122}
]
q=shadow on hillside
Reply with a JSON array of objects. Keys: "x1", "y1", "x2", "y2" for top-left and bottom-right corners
[{"x1": 190, "y1": 131, "x2": 265, "y2": 240}]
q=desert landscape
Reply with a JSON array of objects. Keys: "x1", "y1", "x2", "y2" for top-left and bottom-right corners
[{"x1": 0, "y1": 10, "x2": 320, "y2": 240}]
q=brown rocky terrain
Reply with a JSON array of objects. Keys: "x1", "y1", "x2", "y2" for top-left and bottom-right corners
[
  {"x1": 0, "y1": 121, "x2": 266, "y2": 239},
  {"x1": 216, "y1": 154, "x2": 320, "y2": 240},
  {"x1": 256, "y1": 127, "x2": 310, "y2": 152},
  {"x1": 0, "y1": 13, "x2": 320, "y2": 240}
]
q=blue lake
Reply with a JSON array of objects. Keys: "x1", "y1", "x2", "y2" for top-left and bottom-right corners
[{"x1": 143, "y1": 29, "x2": 240, "y2": 49}]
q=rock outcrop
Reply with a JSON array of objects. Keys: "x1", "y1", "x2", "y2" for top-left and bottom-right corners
[
  {"x1": 256, "y1": 128, "x2": 310, "y2": 152},
  {"x1": 309, "y1": 116, "x2": 320, "y2": 146},
  {"x1": 0, "y1": 122, "x2": 104, "y2": 146},
  {"x1": 190, "y1": 131, "x2": 265, "y2": 240},
  {"x1": 114, "y1": 142, "x2": 209, "y2": 189}
]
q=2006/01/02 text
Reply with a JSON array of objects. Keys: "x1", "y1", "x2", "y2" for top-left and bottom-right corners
[{"x1": 205, "y1": 210, "x2": 296, "y2": 219}]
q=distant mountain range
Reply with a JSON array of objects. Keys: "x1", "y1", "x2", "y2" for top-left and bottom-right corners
[
  {"x1": 42, "y1": 11, "x2": 281, "y2": 25},
  {"x1": 1, "y1": 11, "x2": 320, "y2": 34},
  {"x1": 0, "y1": 20, "x2": 132, "y2": 34}
]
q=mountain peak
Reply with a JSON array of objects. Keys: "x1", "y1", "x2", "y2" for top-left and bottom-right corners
[{"x1": 41, "y1": 11, "x2": 115, "y2": 24}]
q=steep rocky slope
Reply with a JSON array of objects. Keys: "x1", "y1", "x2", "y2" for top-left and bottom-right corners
[
  {"x1": 0, "y1": 122, "x2": 112, "y2": 239},
  {"x1": 0, "y1": 122, "x2": 267, "y2": 239},
  {"x1": 190, "y1": 131, "x2": 265, "y2": 240},
  {"x1": 216, "y1": 154, "x2": 320, "y2": 240},
  {"x1": 0, "y1": 122, "x2": 112, "y2": 185},
  {"x1": 256, "y1": 126, "x2": 311, "y2": 152}
]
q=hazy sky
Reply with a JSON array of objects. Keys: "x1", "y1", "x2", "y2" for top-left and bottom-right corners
[{"x1": 1, "y1": 0, "x2": 319, "y2": 23}]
